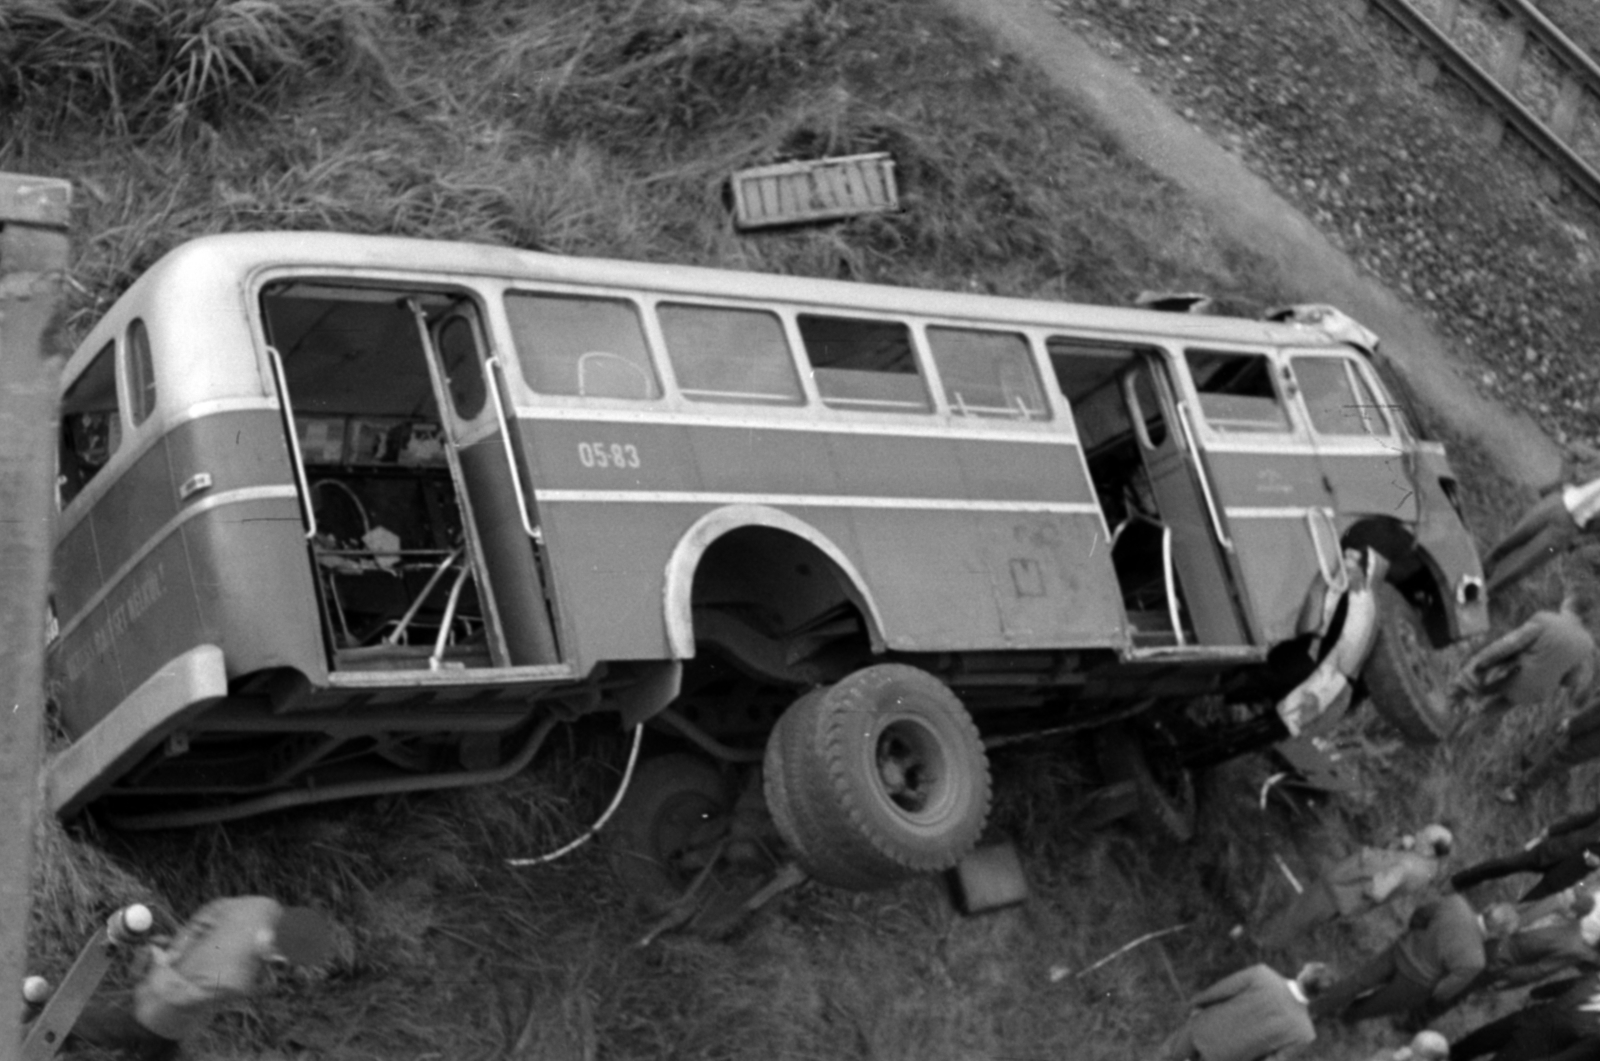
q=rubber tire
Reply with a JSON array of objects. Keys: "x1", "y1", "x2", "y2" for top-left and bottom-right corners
[
  {"x1": 605, "y1": 752, "x2": 731, "y2": 907},
  {"x1": 1363, "y1": 581, "x2": 1455, "y2": 744},
  {"x1": 1094, "y1": 723, "x2": 1197, "y2": 844},
  {"x1": 763, "y1": 665, "x2": 991, "y2": 891}
]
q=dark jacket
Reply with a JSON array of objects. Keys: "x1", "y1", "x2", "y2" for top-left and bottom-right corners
[
  {"x1": 1186, "y1": 964, "x2": 1315, "y2": 1061},
  {"x1": 1394, "y1": 894, "x2": 1487, "y2": 1001}
]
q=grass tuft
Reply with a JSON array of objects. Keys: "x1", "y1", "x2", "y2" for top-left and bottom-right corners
[{"x1": 0, "y1": 0, "x2": 392, "y2": 139}]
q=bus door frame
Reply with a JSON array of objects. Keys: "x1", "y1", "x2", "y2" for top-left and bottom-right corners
[{"x1": 1122, "y1": 350, "x2": 1253, "y2": 647}]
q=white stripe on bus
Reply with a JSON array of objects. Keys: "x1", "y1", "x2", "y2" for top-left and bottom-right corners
[
  {"x1": 510, "y1": 405, "x2": 1076, "y2": 444},
  {"x1": 1224, "y1": 506, "x2": 1325, "y2": 519},
  {"x1": 534, "y1": 489, "x2": 1103, "y2": 514},
  {"x1": 1203, "y1": 439, "x2": 1398, "y2": 456},
  {"x1": 56, "y1": 486, "x2": 300, "y2": 645}
]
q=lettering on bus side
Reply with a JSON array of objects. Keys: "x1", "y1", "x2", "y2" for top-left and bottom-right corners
[
  {"x1": 576, "y1": 441, "x2": 641, "y2": 470},
  {"x1": 64, "y1": 563, "x2": 166, "y2": 683}
]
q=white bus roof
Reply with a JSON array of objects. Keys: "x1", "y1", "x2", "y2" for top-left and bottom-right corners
[{"x1": 77, "y1": 230, "x2": 1340, "y2": 362}]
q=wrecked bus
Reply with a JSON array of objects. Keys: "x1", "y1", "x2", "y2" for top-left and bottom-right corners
[{"x1": 46, "y1": 232, "x2": 1485, "y2": 889}]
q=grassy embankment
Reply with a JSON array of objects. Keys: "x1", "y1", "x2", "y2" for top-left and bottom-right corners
[{"x1": 5, "y1": 1, "x2": 1599, "y2": 1058}]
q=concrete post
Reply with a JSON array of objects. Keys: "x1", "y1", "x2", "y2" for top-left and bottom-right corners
[{"x1": 0, "y1": 173, "x2": 72, "y2": 1057}]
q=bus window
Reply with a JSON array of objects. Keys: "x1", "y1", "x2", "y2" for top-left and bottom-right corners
[
  {"x1": 1292, "y1": 355, "x2": 1392, "y2": 437},
  {"x1": 797, "y1": 313, "x2": 930, "y2": 412},
  {"x1": 1184, "y1": 348, "x2": 1290, "y2": 433},
  {"x1": 127, "y1": 319, "x2": 157, "y2": 426},
  {"x1": 926, "y1": 326, "x2": 1049, "y2": 420},
  {"x1": 437, "y1": 314, "x2": 487, "y2": 419},
  {"x1": 59, "y1": 341, "x2": 122, "y2": 507},
  {"x1": 658, "y1": 303, "x2": 803, "y2": 405},
  {"x1": 504, "y1": 292, "x2": 660, "y2": 400}
]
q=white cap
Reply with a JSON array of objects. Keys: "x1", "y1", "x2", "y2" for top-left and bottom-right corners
[
  {"x1": 1410, "y1": 1029, "x2": 1449, "y2": 1060},
  {"x1": 22, "y1": 976, "x2": 51, "y2": 1004},
  {"x1": 122, "y1": 903, "x2": 154, "y2": 933}
]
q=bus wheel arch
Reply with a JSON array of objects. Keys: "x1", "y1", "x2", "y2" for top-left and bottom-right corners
[{"x1": 663, "y1": 505, "x2": 888, "y2": 661}]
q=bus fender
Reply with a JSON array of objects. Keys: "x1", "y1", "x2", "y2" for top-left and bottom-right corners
[
  {"x1": 46, "y1": 643, "x2": 227, "y2": 820},
  {"x1": 662, "y1": 504, "x2": 888, "y2": 660},
  {"x1": 1276, "y1": 549, "x2": 1387, "y2": 738}
]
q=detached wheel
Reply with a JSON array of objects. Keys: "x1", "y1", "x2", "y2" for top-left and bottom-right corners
[
  {"x1": 763, "y1": 665, "x2": 991, "y2": 891},
  {"x1": 1094, "y1": 723, "x2": 1197, "y2": 843},
  {"x1": 605, "y1": 753, "x2": 731, "y2": 907},
  {"x1": 1363, "y1": 581, "x2": 1454, "y2": 744}
]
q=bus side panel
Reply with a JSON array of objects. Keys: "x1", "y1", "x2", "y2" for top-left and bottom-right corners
[
  {"x1": 163, "y1": 409, "x2": 296, "y2": 499},
  {"x1": 50, "y1": 618, "x2": 125, "y2": 739},
  {"x1": 51, "y1": 427, "x2": 185, "y2": 735},
  {"x1": 181, "y1": 497, "x2": 326, "y2": 682},
  {"x1": 688, "y1": 419, "x2": 838, "y2": 497},
  {"x1": 52, "y1": 517, "x2": 103, "y2": 640},
  {"x1": 1313, "y1": 448, "x2": 1420, "y2": 523},
  {"x1": 828, "y1": 433, "x2": 1122, "y2": 650},
  {"x1": 532, "y1": 501, "x2": 683, "y2": 664},
  {"x1": 1202, "y1": 449, "x2": 1329, "y2": 644},
  {"x1": 49, "y1": 539, "x2": 200, "y2": 737},
  {"x1": 1203, "y1": 449, "x2": 1328, "y2": 510},
  {"x1": 518, "y1": 417, "x2": 706, "y2": 667},
  {"x1": 1224, "y1": 517, "x2": 1323, "y2": 644},
  {"x1": 981, "y1": 513, "x2": 1126, "y2": 646}
]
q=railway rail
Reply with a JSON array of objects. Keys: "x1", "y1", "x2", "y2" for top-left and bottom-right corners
[{"x1": 1351, "y1": 0, "x2": 1600, "y2": 209}]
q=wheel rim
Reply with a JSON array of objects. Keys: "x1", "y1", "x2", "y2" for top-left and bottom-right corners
[{"x1": 874, "y1": 716, "x2": 953, "y2": 823}]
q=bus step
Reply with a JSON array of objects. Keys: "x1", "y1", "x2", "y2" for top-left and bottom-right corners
[{"x1": 333, "y1": 644, "x2": 494, "y2": 672}]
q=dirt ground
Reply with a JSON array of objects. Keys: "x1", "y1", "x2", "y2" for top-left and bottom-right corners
[{"x1": 946, "y1": 0, "x2": 1567, "y2": 489}]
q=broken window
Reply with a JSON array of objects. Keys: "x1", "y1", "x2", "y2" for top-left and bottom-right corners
[
  {"x1": 1184, "y1": 348, "x2": 1289, "y2": 433},
  {"x1": 59, "y1": 342, "x2": 122, "y2": 508},
  {"x1": 798, "y1": 313, "x2": 930, "y2": 412}
]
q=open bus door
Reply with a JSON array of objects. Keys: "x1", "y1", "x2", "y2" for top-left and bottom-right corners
[
  {"x1": 406, "y1": 298, "x2": 561, "y2": 668},
  {"x1": 1122, "y1": 353, "x2": 1252, "y2": 647},
  {"x1": 261, "y1": 284, "x2": 560, "y2": 672}
]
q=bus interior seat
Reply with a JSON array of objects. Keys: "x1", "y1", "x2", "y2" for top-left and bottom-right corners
[{"x1": 302, "y1": 416, "x2": 483, "y2": 651}]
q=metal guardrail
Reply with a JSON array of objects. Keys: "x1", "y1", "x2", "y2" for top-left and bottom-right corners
[{"x1": 1358, "y1": 0, "x2": 1600, "y2": 209}]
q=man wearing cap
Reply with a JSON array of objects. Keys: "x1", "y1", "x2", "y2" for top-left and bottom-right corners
[
  {"x1": 1258, "y1": 826, "x2": 1454, "y2": 950},
  {"x1": 1483, "y1": 476, "x2": 1600, "y2": 594},
  {"x1": 1450, "y1": 592, "x2": 1598, "y2": 726},
  {"x1": 69, "y1": 896, "x2": 334, "y2": 1059},
  {"x1": 1311, "y1": 898, "x2": 1518, "y2": 1023},
  {"x1": 1156, "y1": 961, "x2": 1334, "y2": 1061}
]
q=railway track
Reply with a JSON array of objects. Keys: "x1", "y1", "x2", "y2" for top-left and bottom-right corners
[{"x1": 1352, "y1": 0, "x2": 1600, "y2": 208}]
